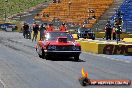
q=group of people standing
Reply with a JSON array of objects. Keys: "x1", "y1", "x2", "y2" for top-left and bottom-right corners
[
  {"x1": 22, "y1": 22, "x2": 67, "y2": 42},
  {"x1": 104, "y1": 21, "x2": 122, "y2": 41},
  {"x1": 22, "y1": 23, "x2": 31, "y2": 39}
]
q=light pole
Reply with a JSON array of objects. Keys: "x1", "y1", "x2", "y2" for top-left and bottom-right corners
[
  {"x1": 4, "y1": 0, "x2": 8, "y2": 22},
  {"x1": 18, "y1": 3, "x2": 22, "y2": 20},
  {"x1": 0, "y1": 8, "x2": 4, "y2": 21}
]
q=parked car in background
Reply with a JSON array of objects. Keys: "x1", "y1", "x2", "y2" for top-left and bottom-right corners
[
  {"x1": 77, "y1": 27, "x2": 95, "y2": 40},
  {"x1": 0, "y1": 23, "x2": 17, "y2": 32}
]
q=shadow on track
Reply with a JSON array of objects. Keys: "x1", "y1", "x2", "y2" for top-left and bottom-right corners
[{"x1": 45, "y1": 57, "x2": 85, "y2": 62}]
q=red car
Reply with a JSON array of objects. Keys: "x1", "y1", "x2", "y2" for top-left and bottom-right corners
[{"x1": 35, "y1": 31, "x2": 81, "y2": 61}]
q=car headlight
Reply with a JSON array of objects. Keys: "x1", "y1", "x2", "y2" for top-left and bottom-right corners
[
  {"x1": 47, "y1": 45, "x2": 56, "y2": 50},
  {"x1": 72, "y1": 46, "x2": 80, "y2": 51}
]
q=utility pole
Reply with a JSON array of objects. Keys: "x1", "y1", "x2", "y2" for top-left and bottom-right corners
[
  {"x1": 4, "y1": 0, "x2": 8, "y2": 22},
  {"x1": 19, "y1": 4, "x2": 22, "y2": 21}
]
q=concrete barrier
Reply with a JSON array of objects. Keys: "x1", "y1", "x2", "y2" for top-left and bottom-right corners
[
  {"x1": 76, "y1": 40, "x2": 132, "y2": 55},
  {"x1": 95, "y1": 32, "x2": 132, "y2": 39},
  {"x1": 95, "y1": 32, "x2": 105, "y2": 38},
  {"x1": 72, "y1": 34, "x2": 78, "y2": 40},
  {"x1": 122, "y1": 38, "x2": 132, "y2": 43},
  {"x1": 102, "y1": 44, "x2": 132, "y2": 55}
]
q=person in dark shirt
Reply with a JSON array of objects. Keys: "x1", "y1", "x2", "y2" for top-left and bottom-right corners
[
  {"x1": 40, "y1": 23, "x2": 47, "y2": 40},
  {"x1": 23, "y1": 23, "x2": 29, "y2": 38},
  {"x1": 59, "y1": 23, "x2": 67, "y2": 32},
  {"x1": 32, "y1": 23, "x2": 39, "y2": 42},
  {"x1": 46, "y1": 23, "x2": 54, "y2": 31},
  {"x1": 105, "y1": 21, "x2": 112, "y2": 40}
]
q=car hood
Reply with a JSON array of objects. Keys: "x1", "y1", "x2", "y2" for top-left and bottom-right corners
[{"x1": 46, "y1": 40, "x2": 80, "y2": 46}]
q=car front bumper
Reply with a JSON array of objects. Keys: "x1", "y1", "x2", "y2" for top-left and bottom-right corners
[{"x1": 44, "y1": 50, "x2": 81, "y2": 57}]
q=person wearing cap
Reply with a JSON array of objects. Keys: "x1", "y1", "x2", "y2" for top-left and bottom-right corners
[
  {"x1": 59, "y1": 23, "x2": 67, "y2": 32},
  {"x1": 46, "y1": 24, "x2": 54, "y2": 31}
]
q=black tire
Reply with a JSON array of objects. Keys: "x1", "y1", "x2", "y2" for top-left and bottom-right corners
[
  {"x1": 36, "y1": 47, "x2": 42, "y2": 58},
  {"x1": 36, "y1": 48, "x2": 42, "y2": 58},
  {"x1": 92, "y1": 37, "x2": 95, "y2": 40},
  {"x1": 41, "y1": 49, "x2": 45, "y2": 59},
  {"x1": 84, "y1": 37, "x2": 87, "y2": 39},
  {"x1": 45, "y1": 55, "x2": 51, "y2": 60},
  {"x1": 74, "y1": 54, "x2": 79, "y2": 61},
  {"x1": 77, "y1": 35, "x2": 79, "y2": 39},
  {"x1": 92, "y1": 34, "x2": 95, "y2": 40},
  {"x1": 39, "y1": 54, "x2": 42, "y2": 58}
]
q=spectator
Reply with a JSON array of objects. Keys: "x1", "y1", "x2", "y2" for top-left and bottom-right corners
[
  {"x1": 32, "y1": 22, "x2": 36, "y2": 28},
  {"x1": 46, "y1": 23, "x2": 54, "y2": 31},
  {"x1": 32, "y1": 23, "x2": 39, "y2": 42},
  {"x1": 114, "y1": 18, "x2": 122, "y2": 41},
  {"x1": 23, "y1": 23, "x2": 29, "y2": 38},
  {"x1": 115, "y1": 25, "x2": 122, "y2": 41},
  {"x1": 105, "y1": 21, "x2": 112, "y2": 40},
  {"x1": 112, "y1": 26, "x2": 116, "y2": 40},
  {"x1": 59, "y1": 23, "x2": 67, "y2": 32},
  {"x1": 40, "y1": 23, "x2": 47, "y2": 40}
]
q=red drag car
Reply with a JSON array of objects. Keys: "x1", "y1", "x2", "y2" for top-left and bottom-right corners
[{"x1": 35, "y1": 31, "x2": 81, "y2": 61}]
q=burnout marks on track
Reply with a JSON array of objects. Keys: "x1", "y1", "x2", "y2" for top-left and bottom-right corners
[{"x1": 0, "y1": 79, "x2": 4, "y2": 88}]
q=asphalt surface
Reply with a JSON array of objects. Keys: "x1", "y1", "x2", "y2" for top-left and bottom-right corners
[
  {"x1": 1, "y1": 1, "x2": 132, "y2": 87},
  {"x1": 0, "y1": 31, "x2": 132, "y2": 88}
]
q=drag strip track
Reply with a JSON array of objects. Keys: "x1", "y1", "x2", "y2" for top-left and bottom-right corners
[{"x1": 0, "y1": 32, "x2": 132, "y2": 88}]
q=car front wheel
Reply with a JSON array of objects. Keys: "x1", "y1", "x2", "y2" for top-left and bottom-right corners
[
  {"x1": 41, "y1": 49, "x2": 45, "y2": 59},
  {"x1": 45, "y1": 55, "x2": 51, "y2": 60},
  {"x1": 74, "y1": 54, "x2": 79, "y2": 61}
]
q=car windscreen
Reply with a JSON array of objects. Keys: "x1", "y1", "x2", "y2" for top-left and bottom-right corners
[
  {"x1": 78, "y1": 28, "x2": 91, "y2": 32},
  {"x1": 45, "y1": 32, "x2": 74, "y2": 41}
]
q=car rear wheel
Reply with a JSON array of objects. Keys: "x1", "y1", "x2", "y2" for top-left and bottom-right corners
[
  {"x1": 74, "y1": 54, "x2": 79, "y2": 61},
  {"x1": 92, "y1": 34, "x2": 95, "y2": 40}
]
